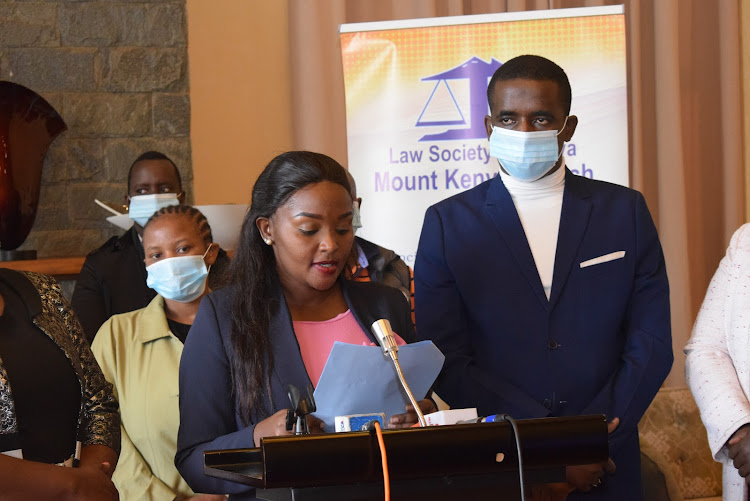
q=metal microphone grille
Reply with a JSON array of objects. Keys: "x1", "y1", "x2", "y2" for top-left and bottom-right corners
[{"x1": 371, "y1": 319, "x2": 399, "y2": 356}]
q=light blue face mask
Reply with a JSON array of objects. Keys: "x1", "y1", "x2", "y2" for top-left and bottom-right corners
[
  {"x1": 352, "y1": 200, "x2": 363, "y2": 234},
  {"x1": 145, "y1": 245, "x2": 212, "y2": 303},
  {"x1": 489, "y1": 117, "x2": 568, "y2": 182},
  {"x1": 128, "y1": 193, "x2": 180, "y2": 227}
]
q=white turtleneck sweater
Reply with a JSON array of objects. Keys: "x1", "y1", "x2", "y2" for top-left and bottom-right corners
[{"x1": 498, "y1": 159, "x2": 566, "y2": 300}]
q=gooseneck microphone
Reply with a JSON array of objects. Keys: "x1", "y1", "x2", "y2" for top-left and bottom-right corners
[{"x1": 371, "y1": 319, "x2": 427, "y2": 427}]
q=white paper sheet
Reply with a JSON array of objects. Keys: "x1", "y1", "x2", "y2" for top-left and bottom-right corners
[{"x1": 312, "y1": 340, "x2": 445, "y2": 432}]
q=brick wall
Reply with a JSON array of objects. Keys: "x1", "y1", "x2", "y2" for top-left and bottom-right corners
[{"x1": 0, "y1": 0, "x2": 192, "y2": 257}]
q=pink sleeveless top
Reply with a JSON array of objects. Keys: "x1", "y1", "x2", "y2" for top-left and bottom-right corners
[{"x1": 293, "y1": 310, "x2": 406, "y2": 387}]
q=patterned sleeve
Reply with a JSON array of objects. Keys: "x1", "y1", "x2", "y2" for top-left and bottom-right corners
[{"x1": 27, "y1": 272, "x2": 121, "y2": 453}]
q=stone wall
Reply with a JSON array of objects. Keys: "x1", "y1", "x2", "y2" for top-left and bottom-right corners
[{"x1": 0, "y1": 0, "x2": 192, "y2": 258}]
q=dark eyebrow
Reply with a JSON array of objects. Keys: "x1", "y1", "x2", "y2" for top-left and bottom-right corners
[
  {"x1": 497, "y1": 110, "x2": 555, "y2": 117},
  {"x1": 530, "y1": 110, "x2": 555, "y2": 117},
  {"x1": 293, "y1": 211, "x2": 353, "y2": 220},
  {"x1": 293, "y1": 212, "x2": 323, "y2": 219}
]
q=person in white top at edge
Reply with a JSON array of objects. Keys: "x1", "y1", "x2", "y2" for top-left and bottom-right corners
[{"x1": 686, "y1": 223, "x2": 750, "y2": 501}]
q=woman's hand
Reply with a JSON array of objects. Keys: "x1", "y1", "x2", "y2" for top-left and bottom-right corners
[
  {"x1": 0, "y1": 454, "x2": 117, "y2": 500},
  {"x1": 65, "y1": 461, "x2": 119, "y2": 501},
  {"x1": 253, "y1": 410, "x2": 325, "y2": 446},
  {"x1": 253, "y1": 410, "x2": 290, "y2": 446},
  {"x1": 388, "y1": 399, "x2": 437, "y2": 429},
  {"x1": 79, "y1": 444, "x2": 118, "y2": 479},
  {"x1": 67, "y1": 444, "x2": 119, "y2": 500}
]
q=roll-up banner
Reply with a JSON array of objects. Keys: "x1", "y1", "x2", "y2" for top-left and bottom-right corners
[{"x1": 340, "y1": 6, "x2": 628, "y2": 267}]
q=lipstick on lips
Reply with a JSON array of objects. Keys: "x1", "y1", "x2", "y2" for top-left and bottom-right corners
[{"x1": 313, "y1": 260, "x2": 339, "y2": 274}]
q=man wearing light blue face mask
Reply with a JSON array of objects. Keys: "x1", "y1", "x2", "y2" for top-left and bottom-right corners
[
  {"x1": 415, "y1": 55, "x2": 672, "y2": 501},
  {"x1": 72, "y1": 151, "x2": 229, "y2": 343}
]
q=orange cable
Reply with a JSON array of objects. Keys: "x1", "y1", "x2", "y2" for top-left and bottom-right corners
[{"x1": 373, "y1": 421, "x2": 390, "y2": 501}]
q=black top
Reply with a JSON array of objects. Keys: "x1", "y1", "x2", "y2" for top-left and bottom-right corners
[
  {"x1": 167, "y1": 318, "x2": 191, "y2": 344},
  {"x1": 72, "y1": 227, "x2": 231, "y2": 343},
  {"x1": 0, "y1": 281, "x2": 81, "y2": 463}
]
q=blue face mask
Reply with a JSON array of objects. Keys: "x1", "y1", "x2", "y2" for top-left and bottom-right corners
[
  {"x1": 352, "y1": 200, "x2": 363, "y2": 234},
  {"x1": 145, "y1": 245, "x2": 212, "y2": 303},
  {"x1": 489, "y1": 117, "x2": 568, "y2": 182},
  {"x1": 128, "y1": 193, "x2": 180, "y2": 227}
]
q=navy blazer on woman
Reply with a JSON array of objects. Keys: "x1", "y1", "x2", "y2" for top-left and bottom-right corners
[
  {"x1": 175, "y1": 279, "x2": 415, "y2": 499},
  {"x1": 415, "y1": 169, "x2": 673, "y2": 500}
]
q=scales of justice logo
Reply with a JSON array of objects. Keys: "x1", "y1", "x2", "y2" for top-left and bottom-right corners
[{"x1": 417, "y1": 57, "x2": 502, "y2": 142}]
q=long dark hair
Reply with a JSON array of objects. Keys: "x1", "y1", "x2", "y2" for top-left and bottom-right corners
[{"x1": 229, "y1": 151, "x2": 351, "y2": 424}]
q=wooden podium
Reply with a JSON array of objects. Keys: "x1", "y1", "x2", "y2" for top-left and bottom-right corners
[{"x1": 204, "y1": 414, "x2": 608, "y2": 500}]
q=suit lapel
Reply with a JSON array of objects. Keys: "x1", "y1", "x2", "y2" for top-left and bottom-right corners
[
  {"x1": 269, "y1": 290, "x2": 313, "y2": 411},
  {"x1": 341, "y1": 280, "x2": 379, "y2": 345},
  {"x1": 548, "y1": 170, "x2": 592, "y2": 310},
  {"x1": 485, "y1": 176, "x2": 549, "y2": 310}
]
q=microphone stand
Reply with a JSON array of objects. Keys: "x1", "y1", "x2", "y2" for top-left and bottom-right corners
[{"x1": 371, "y1": 319, "x2": 427, "y2": 427}]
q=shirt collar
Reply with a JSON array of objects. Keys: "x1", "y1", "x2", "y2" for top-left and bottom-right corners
[{"x1": 137, "y1": 295, "x2": 175, "y2": 344}]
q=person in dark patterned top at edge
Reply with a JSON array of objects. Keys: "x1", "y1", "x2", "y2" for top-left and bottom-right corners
[{"x1": 0, "y1": 269, "x2": 120, "y2": 500}]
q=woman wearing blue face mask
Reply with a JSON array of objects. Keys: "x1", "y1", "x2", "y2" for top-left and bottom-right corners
[{"x1": 91, "y1": 205, "x2": 227, "y2": 501}]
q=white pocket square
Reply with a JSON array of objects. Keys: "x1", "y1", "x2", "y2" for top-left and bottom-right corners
[{"x1": 580, "y1": 251, "x2": 626, "y2": 268}]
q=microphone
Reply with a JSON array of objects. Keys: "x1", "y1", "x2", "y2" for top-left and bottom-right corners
[{"x1": 371, "y1": 319, "x2": 427, "y2": 427}]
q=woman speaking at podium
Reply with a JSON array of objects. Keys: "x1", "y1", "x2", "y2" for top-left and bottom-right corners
[{"x1": 175, "y1": 151, "x2": 434, "y2": 499}]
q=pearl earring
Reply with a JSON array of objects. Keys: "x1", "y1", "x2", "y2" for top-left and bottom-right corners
[{"x1": 264, "y1": 238, "x2": 273, "y2": 245}]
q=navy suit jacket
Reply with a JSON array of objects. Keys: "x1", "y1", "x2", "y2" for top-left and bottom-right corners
[
  {"x1": 175, "y1": 280, "x2": 415, "y2": 499},
  {"x1": 414, "y1": 169, "x2": 673, "y2": 500}
]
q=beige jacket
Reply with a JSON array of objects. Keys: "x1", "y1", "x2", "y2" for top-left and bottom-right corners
[{"x1": 93, "y1": 295, "x2": 194, "y2": 500}]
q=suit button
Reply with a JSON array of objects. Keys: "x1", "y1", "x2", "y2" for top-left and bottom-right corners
[
  {"x1": 547, "y1": 340, "x2": 559, "y2": 349},
  {"x1": 543, "y1": 399, "x2": 552, "y2": 409}
]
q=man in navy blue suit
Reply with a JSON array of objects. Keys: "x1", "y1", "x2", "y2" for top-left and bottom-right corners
[{"x1": 415, "y1": 55, "x2": 672, "y2": 499}]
